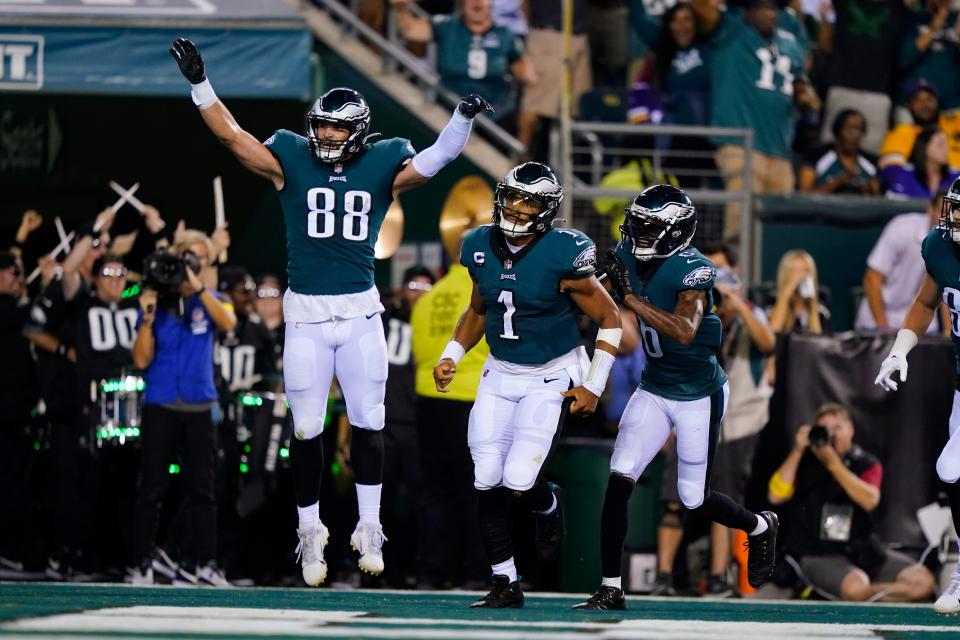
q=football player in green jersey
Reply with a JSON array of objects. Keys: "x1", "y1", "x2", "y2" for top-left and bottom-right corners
[
  {"x1": 574, "y1": 185, "x2": 778, "y2": 610},
  {"x1": 433, "y1": 163, "x2": 622, "y2": 608},
  {"x1": 171, "y1": 37, "x2": 492, "y2": 587},
  {"x1": 876, "y1": 177, "x2": 960, "y2": 614}
]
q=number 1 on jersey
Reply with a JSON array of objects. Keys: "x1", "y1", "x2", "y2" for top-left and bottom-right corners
[{"x1": 498, "y1": 290, "x2": 519, "y2": 340}]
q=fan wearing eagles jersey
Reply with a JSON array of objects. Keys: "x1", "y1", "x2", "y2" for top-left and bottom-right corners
[
  {"x1": 216, "y1": 267, "x2": 278, "y2": 395},
  {"x1": 434, "y1": 163, "x2": 621, "y2": 608},
  {"x1": 171, "y1": 37, "x2": 492, "y2": 585},
  {"x1": 876, "y1": 176, "x2": 960, "y2": 615},
  {"x1": 574, "y1": 185, "x2": 778, "y2": 611}
]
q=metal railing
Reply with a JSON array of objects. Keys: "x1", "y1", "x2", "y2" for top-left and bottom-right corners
[
  {"x1": 309, "y1": 0, "x2": 525, "y2": 157},
  {"x1": 552, "y1": 121, "x2": 756, "y2": 284}
]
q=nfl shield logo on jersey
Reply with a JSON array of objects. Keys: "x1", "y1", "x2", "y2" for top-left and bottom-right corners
[{"x1": 504, "y1": 259, "x2": 513, "y2": 271}]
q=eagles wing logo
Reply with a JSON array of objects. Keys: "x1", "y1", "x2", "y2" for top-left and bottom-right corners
[
  {"x1": 573, "y1": 246, "x2": 596, "y2": 270},
  {"x1": 683, "y1": 265, "x2": 714, "y2": 287}
]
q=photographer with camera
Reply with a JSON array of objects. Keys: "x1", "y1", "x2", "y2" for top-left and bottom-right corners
[
  {"x1": 130, "y1": 230, "x2": 236, "y2": 586},
  {"x1": 767, "y1": 403, "x2": 934, "y2": 601}
]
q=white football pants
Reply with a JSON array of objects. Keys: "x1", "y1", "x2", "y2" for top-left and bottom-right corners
[{"x1": 937, "y1": 390, "x2": 960, "y2": 483}]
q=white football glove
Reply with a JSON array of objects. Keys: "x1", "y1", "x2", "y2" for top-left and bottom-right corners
[{"x1": 875, "y1": 353, "x2": 908, "y2": 392}]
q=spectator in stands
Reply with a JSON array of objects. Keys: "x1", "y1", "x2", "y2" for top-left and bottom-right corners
[
  {"x1": 899, "y1": 0, "x2": 960, "y2": 115},
  {"x1": 517, "y1": 0, "x2": 591, "y2": 155},
  {"x1": 767, "y1": 403, "x2": 935, "y2": 602},
  {"x1": 769, "y1": 249, "x2": 831, "y2": 334},
  {"x1": 855, "y1": 190, "x2": 945, "y2": 332},
  {"x1": 0, "y1": 250, "x2": 39, "y2": 574},
  {"x1": 255, "y1": 274, "x2": 284, "y2": 372},
  {"x1": 881, "y1": 127, "x2": 959, "y2": 199},
  {"x1": 379, "y1": 265, "x2": 435, "y2": 587},
  {"x1": 391, "y1": 0, "x2": 537, "y2": 129},
  {"x1": 130, "y1": 230, "x2": 235, "y2": 586},
  {"x1": 799, "y1": 109, "x2": 880, "y2": 195},
  {"x1": 410, "y1": 240, "x2": 488, "y2": 588},
  {"x1": 692, "y1": 0, "x2": 822, "y2": 243},
  {"x1": 880, "y1": 79, "x2": 960, "y2": 170}
]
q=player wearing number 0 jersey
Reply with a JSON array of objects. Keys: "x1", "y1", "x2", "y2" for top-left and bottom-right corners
[
  {"x1": 875, "y1": 177, "x2": 960, "y2": 614},
  {"x1": 171, "y1": 36, "x2": 493, "y2": 586},
  {"x1": 434, "y1": 163, "x2": 622, "y2": 608},
  {"x1": 574, "y1": 185, "x2": 779, "y2": 611}
]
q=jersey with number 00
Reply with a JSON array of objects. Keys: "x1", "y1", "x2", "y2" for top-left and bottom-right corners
[
  {"x1": 615, "y1": 243, "x2": 727, "y2": 401},
  {"x1": 264, "y1": 130, "x2": 416, "y2": 295},
  {"x1": 709, "y1": 12, "x2": 806, "y2": 159},
  {"x1": 922, "y1": 227, "x2": 960, "y2": 372},
  {"x1": 461, "y1": 224, "x2": 596, "y2": 365}
]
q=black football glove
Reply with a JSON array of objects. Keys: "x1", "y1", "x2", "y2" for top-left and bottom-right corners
[
  {"x1": 457, "y1": 94, "x2": 495, "y2": 119},
  {"x1": 605, "y1": 250, "x2": 633, "y2": 302},
  {"x1": 169, "y1": 37, "x2": 206, "y2": 84}
]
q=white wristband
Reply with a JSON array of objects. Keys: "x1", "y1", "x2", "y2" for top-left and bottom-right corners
[
  {"x1": 583, "y1": 349, "x2": 616, "y2": 398},
  {"x1": 190, "y1": 78, "x2": 218, "y2": 110},
  {"x1": 596, "y1": 327, "x2": 623, "y2": 350},
  {"x1": 890, "y1": 328, "x2": 918, "y2": 358},
  {"x1": 439, "y1": 340, "x2": 466, "y2": 365}
]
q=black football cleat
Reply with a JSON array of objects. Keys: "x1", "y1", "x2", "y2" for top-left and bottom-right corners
[
  {"x1": 469, "y1": 575, "x2": 524, "y2": 608},
  {"x1": 746, "y1": 511, "x2": 779, "y2": 588},
  {"x1": 535, "y1": 483, "x2": 565, "y2": 562},
  {"x1": 649, "y1": 571, "x2": 678, "y2": 596},
  {"x1": 572, "y1": 585, "x2": 627, "y2": 610}
]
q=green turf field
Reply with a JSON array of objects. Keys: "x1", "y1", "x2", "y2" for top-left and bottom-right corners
[{"x1": 0, "y1": 583, "x2": 958, "y2": 639}]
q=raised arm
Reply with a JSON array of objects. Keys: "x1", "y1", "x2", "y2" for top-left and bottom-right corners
[
  {"x1": 170, "y1": 38, "x2": 284, "y2": 190},
  {"x1": 62, "y1": 207, "x2": 115, "y2": 301},
  {"x1": 433, "y1": 280, "x2": 486, "y2": 393}
]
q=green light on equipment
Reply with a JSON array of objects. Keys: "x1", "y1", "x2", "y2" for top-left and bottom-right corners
[
  {"x1": 243, "y1": 444, "x2": 252, "y2": 453},
  {"x1": 331, "y1": 462, "x2": 342, "y2": 476},
  {"x1": 239, "y1": 463, "x2": 249, "y2": 474},
  {"x1": 279, "y1": 447, "x2": 289, "y2": 459},
  {"x1": 240, "y1": 394, "x2": 263, "y2": 407},
  {"x1": 168, "y1": 464, "x2": 180, "y2": 475},
  {"x1": 121, "y1": 284, "x2": 141, "y2": 299},
  {"x1": 33, "y1": 441, "x2": 40, "y2": 451}
]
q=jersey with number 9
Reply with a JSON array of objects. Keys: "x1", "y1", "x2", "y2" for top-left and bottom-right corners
[
  {"x1": 461, "y1": 224, "x2": 596, "y2": 365},
  {"x1": 922, "y1": 227, "x2": 960, "y2": 372},
  {"x1": 264, "y1": 129, "x2": 415, "y2": 295},
  {"x1": 614, "y1": 242, "x2": 727, "y2": 401}
]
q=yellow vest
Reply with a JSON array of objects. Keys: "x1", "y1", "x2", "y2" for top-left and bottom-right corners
[{"x1": 411, "y1": 264, "x2": 489, "y2": 401}]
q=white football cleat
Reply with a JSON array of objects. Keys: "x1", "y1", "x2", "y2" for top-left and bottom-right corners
[
  {"x1": 350, "y1": 522, "x2": 387, "y2": 575},
  {"x1": 936, "y1": 568, "x2": 960, "y2": 614},
  {"x1": 295, "y1": 523, "x2": 330, "y2": 587}
]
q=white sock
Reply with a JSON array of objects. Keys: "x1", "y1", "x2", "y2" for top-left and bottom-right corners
[
  {"x1": 356, "y1": 483, "x2": 382, "y2": 526},
  {"x1": 749, "y1": 514, "x2": 768, "y2": 537},
  {"x1": 537, "y1": 494, "x2": 558, "y2": 516},
  {"x1": 601, "y1": 576, "x2": 622, "y2": 590},
  {"x1": 491, "y1": 557, "x2": 518, "y2": 583},
  {"x1": 297, "y1": 502, "x2": 319, "y2": 531}
]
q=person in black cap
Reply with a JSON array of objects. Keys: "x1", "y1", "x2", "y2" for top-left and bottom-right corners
[{"x1": 0, "y1": 250, "x2": 39, "y2": 573}]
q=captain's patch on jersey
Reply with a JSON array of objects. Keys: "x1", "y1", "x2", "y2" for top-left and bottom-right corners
[
  {"x1": 683, "y1": 265, "x2": 714, "y2": 287},
  {"x1": 473, "y1": 251, "x2": 485, "y2": 266},
  {"x1": 573, "y1": 246, "x2": 596, "y2": 270}
]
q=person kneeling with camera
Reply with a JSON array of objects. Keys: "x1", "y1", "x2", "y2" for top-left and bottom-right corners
[
  {"x1": 767, "y1": 403, "x2": 934, "y2": 602},
  {"x1": 130, "y1": 230, "x2": 236, "y2": 586}
]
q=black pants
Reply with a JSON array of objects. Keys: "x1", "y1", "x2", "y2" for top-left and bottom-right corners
[
  {"x1": 416, "y1": 396, "x2": 487, "y2": 587},
  {"x1": 132, "y1": 405, "x2": 217, "y2": 567},
  {"x1": 52, "y1": 410, "x2": 98, "y2": 564},
  {"x1": 0, "y1": 425, "x2": 32, "y2": 561}
]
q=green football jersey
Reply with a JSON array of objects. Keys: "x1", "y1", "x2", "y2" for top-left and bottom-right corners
[
  {"x1": 614, "y1": 243, "x2": 727, "y2": 401},
  {"x1": 432, "y1": 14, "x2": 523, "y2": 116},
  {"x1": 921, "y1": 227, "x2": 960, "y2": 372},
  {"x1": 264, "y1": 130, "x2": 415, "y2": 296},
  {"x1": 709, "y1": 12, "x2": 806, "y2": 159},
  {"x1": 461, "y1": 224, "x2": 596, "y2": 365}
]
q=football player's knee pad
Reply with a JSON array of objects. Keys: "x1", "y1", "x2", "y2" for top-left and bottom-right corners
[
  {"x1": 473, "y1": 457, "x2": 505, "y2": 490},
  {"x1": 503, "y1": 460, "x2": 538, "y2": 492},
  {"x1": 937, "y1": 439, "x2": 960, "y2": 483},
  {"x1": 660, "y1": 501, "x2": 685, "y2": 529},
  {"x1": 677, "y1": 478, "x2": 706, "y2": 510},
  {"x1": 287, "y1": 397, "x2": 326, "y2": 441},
  {"x1": 351, "y1": 392, "x2": 385, "y2": 431},
  {"x1": 610, "y1": 441, "x2": 642, "y2": 481},
  {"x1": 291, "y1": 414, "x2": 325, "y2": 441}
]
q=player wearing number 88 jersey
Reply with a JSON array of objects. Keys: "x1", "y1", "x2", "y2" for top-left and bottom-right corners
[
  {"x1": 435, "y1": 163, "x2": 622, "y2": 607},
  {"x1": 173, "y1": 34, "x2": 493, "y2": 585}
]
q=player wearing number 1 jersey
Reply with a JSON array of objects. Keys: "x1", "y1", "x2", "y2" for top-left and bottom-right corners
[
  {"x1": 574, "y1": 185, "x2": 778, "y2": 611},
  {"x1": 876, "y1": 177, "x2": 960, "y2": 614},
  {"x1": 171, "y1": 37, "x2": 492, "y2": 586},
  {"x1": 434, "y1": 163, "x2": 621, "y2": 608}
]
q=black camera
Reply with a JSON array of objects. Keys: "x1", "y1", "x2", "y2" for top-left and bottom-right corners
[
  {"x1": 809, "y1": 424, "x2": 832, "y2": 448},
  {"x1": 142, "y1": 249, "x2": 202, "y2": 292}
]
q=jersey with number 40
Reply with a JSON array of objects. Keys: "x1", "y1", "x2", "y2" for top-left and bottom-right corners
[
  {"x1": 922, "y1": 227, "x2": 960, "y2": 372},
  {"x1": 461, "y1": 224, "x2": 596, "y2": 366},
  {"x1": 264, "y1": 129, "x2": 416, "y2": 296},
  {"x1": 614, "y1": 243, "x2": 727, "y2": 401}
]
